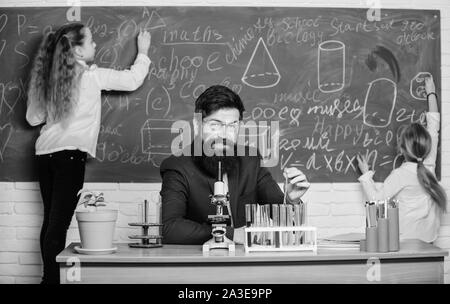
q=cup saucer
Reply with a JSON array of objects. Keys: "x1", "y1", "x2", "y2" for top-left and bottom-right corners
[{"x1": 74, "y1": 246, "x2": 117, "y2": 255}]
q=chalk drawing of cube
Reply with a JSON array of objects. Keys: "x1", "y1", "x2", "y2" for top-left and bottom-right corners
[{"x1": 141, "y1": 119, "x2": 181, "y2": 155}]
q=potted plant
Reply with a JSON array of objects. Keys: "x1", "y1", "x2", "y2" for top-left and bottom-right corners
[{"x1": 75, "y1": 189, "x2": 118, "y2": 252}]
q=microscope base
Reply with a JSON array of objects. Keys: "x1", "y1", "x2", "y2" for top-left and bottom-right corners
[{"x1": 202, "y1": 236, "x2": 235, "y2": 252}]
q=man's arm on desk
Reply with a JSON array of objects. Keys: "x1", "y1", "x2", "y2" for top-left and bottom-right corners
[{"x1": 160, "y1": 161, "x2": 212, "y2": 245}]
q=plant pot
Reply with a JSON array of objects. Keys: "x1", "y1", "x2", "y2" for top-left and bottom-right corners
[{"x1": 75, "y1": 209, "x2": 118, "y2": 249}]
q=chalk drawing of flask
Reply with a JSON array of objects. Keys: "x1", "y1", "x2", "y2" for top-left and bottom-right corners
[
  {"x1": 317, "y1": 40, "x2": 345, "y2": 93},
  {"x1": 363, "y1": 78, "x2": 397, "y2": 128}
]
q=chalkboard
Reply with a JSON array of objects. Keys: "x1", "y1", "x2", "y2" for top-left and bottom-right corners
[{"x1": 0, "y1": 6, "x2": 441, "y2": 182}]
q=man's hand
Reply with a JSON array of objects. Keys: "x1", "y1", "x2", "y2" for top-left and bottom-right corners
[
  {"x1": 357, "y1": 154, "x2": 370, "y2": 174},
  {"x1": 233, "y1": 226, "x2": 245, "y2": 245},
  {"x1": 283, "y1": 167, "x2": 310, "y2": 203}
]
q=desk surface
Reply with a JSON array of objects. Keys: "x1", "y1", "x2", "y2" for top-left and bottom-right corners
[{"x1": 57, "y1": 240, "x2": 448, "y2": 264}]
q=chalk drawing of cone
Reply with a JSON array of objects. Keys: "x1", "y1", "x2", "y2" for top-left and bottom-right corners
[
  {"x1": 317, "y1": 40, "x2": 345, "y2": 93},
  {"x1": 410, "y1": 72, "x2": 432, "y2": 101},
  {"x1": 363, "y1": 78, "x2": 397, "y2": 128},
  {"x1": 242, "y1": 37, "x2": 281, "y2": 89}
]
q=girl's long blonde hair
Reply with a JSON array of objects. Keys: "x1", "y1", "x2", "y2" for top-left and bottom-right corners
[
  {"x1": 27, "y1": 23, "x2": 86, "y2": 123},
  {"x1": 399, "y1": 123, "x2": 447, "y2": 212}
]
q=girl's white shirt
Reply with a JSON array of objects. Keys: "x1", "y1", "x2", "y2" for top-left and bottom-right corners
[
  {"x1": 358, "y1": 112, "x2": 442, "y2": 243},
  {"x1": 26, "y1": 53, "x2": 151, "y2": 158}
]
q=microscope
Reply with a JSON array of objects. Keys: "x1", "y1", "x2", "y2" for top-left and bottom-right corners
[{"x1": 202, "y1": 161, "x2": 236, "y2": 252}]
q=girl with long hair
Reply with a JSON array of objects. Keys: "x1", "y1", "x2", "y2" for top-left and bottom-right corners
[
  {"x1": 357, "y1": 75, "x2": 447, "y2": 243},
  {"x1": 26, "y1": 23, "x2": 151, "y2": 284}
]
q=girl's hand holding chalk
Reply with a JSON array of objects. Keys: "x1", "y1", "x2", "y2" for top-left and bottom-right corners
[
  {"x1": 424, "y1": 75, "x2": 435, "y2": 94},
  {"x1": 424, "y1": 74, "x2": 438, "y2": 112},
  {"x1": 357, "y1": 154, "x2": 370, "y2": 174},
  {"x1": 138, "y1": 29, "x2": 151, "y2": 55}
]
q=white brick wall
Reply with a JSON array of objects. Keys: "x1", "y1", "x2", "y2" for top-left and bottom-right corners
[{"x1": 0, "y1": 0, "x2": 449, "y2": 284}]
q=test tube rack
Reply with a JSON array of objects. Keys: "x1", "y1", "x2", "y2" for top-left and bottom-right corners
[
  {"x1": 244, "y1": 226, "x2": 317, "y2": 253},
  {"x1": 128, "y1": 200, "x2": 163, "y2": 248},
  {"x1": 128, "y1": 223, "x2": 163, "y2": 248},
  {"x1": 244, "y1": 203, "x2": 317, "y2": 253}
]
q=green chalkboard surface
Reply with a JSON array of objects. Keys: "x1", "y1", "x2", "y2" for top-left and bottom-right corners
[{"x1": 0, "y1": 6, "x2": 441, "y2": 182}]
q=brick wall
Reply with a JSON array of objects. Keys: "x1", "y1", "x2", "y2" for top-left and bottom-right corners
[{"x1": 0, "y1": 0, "x2": 449, "y2": 284}]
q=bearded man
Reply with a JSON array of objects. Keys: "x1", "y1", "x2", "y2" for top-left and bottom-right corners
[{"x1": 160, "y1": 85, "x2": 310, "y2": 244}]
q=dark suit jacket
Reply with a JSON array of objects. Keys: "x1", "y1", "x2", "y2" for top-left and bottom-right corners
[{"x1": 160, "y1": 148, "x2": 284, "y2": 244}]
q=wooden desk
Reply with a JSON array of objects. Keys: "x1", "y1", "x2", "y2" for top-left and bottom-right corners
[{"x1": 57, "y1": 240, "x2": 447, "y2": 284}]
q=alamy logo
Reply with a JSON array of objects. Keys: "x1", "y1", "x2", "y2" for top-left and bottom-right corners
[
  {"x1": 366, "y1": 257, "x2": 381, "y2": 282},
  {"x1": 66, "y1": 257, "x2": 81, "y2": 282},
  {"x1": 366, "y1": 0, "x2": 381, "y2": 22},
  {"x1": 170, "y1": 114, "x2": 280, "y2": 167},
  {"x1": 66, "y1": 0, "x2": 81, "y2": 22}
]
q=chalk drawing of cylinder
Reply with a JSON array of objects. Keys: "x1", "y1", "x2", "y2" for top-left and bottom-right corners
[
  {"x1": 363, "y1": 78, "x2": 397, "y2": 128},
  {"x1": 317, "y1": 40, "x2": 345, "y2": 93}
]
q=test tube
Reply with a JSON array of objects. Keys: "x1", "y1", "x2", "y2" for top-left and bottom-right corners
[
  {"x1": 264, "y1": 204, "x2": 272, "y2": 246},
  {"x1": 251, "y1": 204, "x2": 258, "y2": 245},
  {"x1": 259, "y1": 205, "x2": 266, "y2": 245},
  {"x1": 279, "y1": 204, "x2": 287, "y2": 246},
  {"x1": 286, "y1": 205, "x2": 294, "y2": 246},
  {"x1": 245, "y1": 204, "x2": 252, "y2": 247},
  {"x1": 137, "y1": 200, "x2": 150, "y2": 223},
  {"x1": 272, "y1": 204, "x2": 280, "y2": 248},
  {"x1": 300, "y1": 203, "x2": 306, "y2": 244},
  {"x1": 294, "y1": 204, "x2": 301, "y2": 245},
  {"x1": 253, "y1": 204, "x2": 258, "y2": 245}
]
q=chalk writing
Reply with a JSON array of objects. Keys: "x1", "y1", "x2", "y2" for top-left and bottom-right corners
[
  {"x1": 0, "y1": 123, "x2": 12, "y2": 162},
  {"x1": 0, "y1": 39, "x2": 5, "y2": 57},
  {"x1": 0, "y1": 6, "x2": 440, "y2": 183}
]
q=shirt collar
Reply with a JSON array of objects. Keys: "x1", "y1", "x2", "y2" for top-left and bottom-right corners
[
  {"x1": 76, "y1": 60, "x2": 97, "y2": 71},
  {"x1": 400, "y1": 161, "x2": 417, "y2": 173}
]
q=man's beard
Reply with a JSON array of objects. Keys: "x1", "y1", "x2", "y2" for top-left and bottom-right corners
[{"x1": 193, "y1": 137, "x2": 239, "y2": 179}]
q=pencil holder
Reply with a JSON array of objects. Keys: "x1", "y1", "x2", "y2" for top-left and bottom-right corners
[
  {"x1": 377, "y1": 218, "x2": 389, "y2": 253},
  {"x1": 365, "y1": 226, "x2": 378, "y2": 252},
  {"x1": 388, "y1": 207, "x2": 400, "y2": 251},
  {"x1": 359, "y1": 239, "x2": 366, "y2": 252}
]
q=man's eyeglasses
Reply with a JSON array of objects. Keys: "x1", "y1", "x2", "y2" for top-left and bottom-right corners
[{"x1": 203, "y1": 119, "x2": 240, "y2": 132}]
